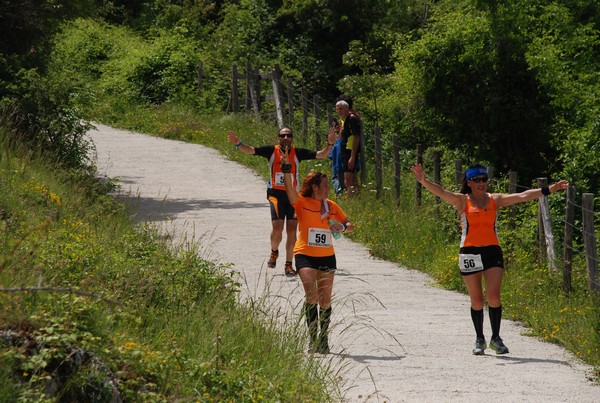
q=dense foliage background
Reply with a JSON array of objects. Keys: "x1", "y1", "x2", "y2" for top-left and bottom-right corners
[{"x1": 2, "y1": 0, "x2": 598, "y2": 189}]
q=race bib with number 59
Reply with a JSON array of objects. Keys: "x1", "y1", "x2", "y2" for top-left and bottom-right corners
[{"x1": 308, "y1": 228, "x2": 332, "y2": 247}]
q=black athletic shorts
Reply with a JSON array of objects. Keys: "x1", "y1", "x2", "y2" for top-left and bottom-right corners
[
  {"x1": 458, "y1": 245, "x2": 504, "y2": 276},
  {"x1": 267, "y1": 188, "x2": 296, "y2": 221},
  {"x1": 341, "y1": 149, "x2": 361, "y2": 173},
  {"x1": 295, "y1": 254, "x2": 337, "y2": 273}
]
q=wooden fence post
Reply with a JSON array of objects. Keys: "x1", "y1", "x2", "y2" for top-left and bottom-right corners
[
  {"x1": 313, "y1": 95, "x2": 321, "y2": 149},
  {"x1": 433, "y1": 152, "x2": 441, "y2": 204},
  {"x1": 271, "y1": 65, "x2": 285, "y2": 128},
  {"x1": 509, "y1": 172, "x2": 518, "y2": 194},
  {"x1": 326, "y1": 103, "x2": 333, "y2": 126},
  {"x1": 374, "y1": 127, "x2": 382, "y2": 198},
  {"x1": 231, "y1": 64, "x2": 239, "y2": 113},
  {"x1": 287, "y1": 77, "x2": 294, "y2": 126},
  {"x1": 508, "y1": 171, "x2": 518, "y2": 229},
  {"x1": 416, "y1": 144, "x2": 423, "y2": 206},
  {"x1": 582, "y1": 193, "x2": 600, "y2": 292},
  {"x1": 246, "y1": 63, "x2": 260, "y2": 121},
  {"x1": 393, "y1": 135, "x2": 401, "y2": 208},
  {"x1": 563, "y1": 185, "x2": 575, "y2": 295},
  {"x1": 455, "y1": 159, "x2": 462, "y2": 189},
  {"x1": 255, "y1": 67, "x2": 262, "y2": 112},
  {"x1": 359, "y1": 117, "x2": 366, "y2": 186},
  {"x1": 487, "y1": 165, "x2": 495, "y2": 183},
  {"x1": 537, "y1": 177, "x2": 557, "y2": 272},
  {"x1": 245, "y1": 60, "x2": 252, "y2": 112},
  {"x1": 301, "y1": 88, "x2": 308, "y2": 143}
]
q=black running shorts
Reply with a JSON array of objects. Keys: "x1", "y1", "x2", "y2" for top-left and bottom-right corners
[
  {"x1": 294, "y1": 254, "x2": 337, "y2": 272},
  {"x1": 458, "y1": 245, "x2": 504, "y2": 276},
  {"x1": 267, "y1": 189, "x2": 296, "y2": 221}
]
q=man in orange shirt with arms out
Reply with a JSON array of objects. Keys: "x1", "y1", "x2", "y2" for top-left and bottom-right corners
[{"x1": 227, "y1": 127, "x2": 336, "y2": 277}]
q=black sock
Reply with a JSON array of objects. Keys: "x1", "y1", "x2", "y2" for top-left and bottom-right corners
[
  {"x1": 303, "y1": 302, "x2": 318, "y2": 344},
  {"x1": 489, "y1": 305, "x2": 502, "y2": 340},
  {"x1": 285, "y1": 261, "x2": 292, "y2": 265},
  {"x1": 319, "y1": 307, "x2": 332, "y2": 345},
  {"x1": 470, "y1": 308, "x2": 485, "y2": 340}
]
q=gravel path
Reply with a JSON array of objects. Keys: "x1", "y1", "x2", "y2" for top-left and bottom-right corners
[{"x1": 89, "y1": 124, "x2": 598, "y2": 403}]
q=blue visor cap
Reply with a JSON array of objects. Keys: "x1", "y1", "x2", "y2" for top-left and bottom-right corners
[{"x1": 466, "y1": 167, "x2": 488, "y2": 180}]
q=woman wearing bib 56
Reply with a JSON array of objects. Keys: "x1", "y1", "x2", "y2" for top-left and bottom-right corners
[
  {"x1": 281, "y1": 151, "x2": 354, "y2": 354},
  {"x1": 411, "y1": 163, "x2": 568, "y2": 355}
]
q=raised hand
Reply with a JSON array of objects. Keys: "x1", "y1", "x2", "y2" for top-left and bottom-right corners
[
  {"x1": 550, "y1": 180, "x2": 569, "y2": 193},
  {"x1": 280, "y1": 147, "x2": 292, "y2": 173},
  {"x1": 226, "y1": 130, "x2": 239, "y2": 144},
  {"x1": 411, "y1": 164, "x2": 425, "y2": 183}
]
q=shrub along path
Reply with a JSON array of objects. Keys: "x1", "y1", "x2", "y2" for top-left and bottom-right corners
[{"x1": 89, "y1": 124, "x2": 598, "y2": 402}]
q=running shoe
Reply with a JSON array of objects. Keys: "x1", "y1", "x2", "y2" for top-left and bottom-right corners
[
  {"x1": 267, "y1": 250, "x2": 278, "y2": 269},
  {"x1": 490, "y1": 337, "x2": 509, "y2": 354},
  {"x1": 472, "y1": 337, "x2": 487, "y2": 355},
  {"x1": 284, "y1": 262, "x2": 296, "y2": 277},
  {"x1": 316, "y1": 337, "x2": 330, "y2": 354}
]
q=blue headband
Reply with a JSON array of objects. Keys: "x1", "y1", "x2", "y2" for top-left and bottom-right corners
[{"x1": 466, "y1": 167, "x2": 488, "y2": 180}]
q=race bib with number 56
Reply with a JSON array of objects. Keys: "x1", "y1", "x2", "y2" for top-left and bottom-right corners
[{"x1": 458, "y1": 253, "x2": 484, "y2": 273}]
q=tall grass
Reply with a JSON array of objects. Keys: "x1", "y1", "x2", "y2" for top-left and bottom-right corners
[
  {"x1": 0, "y1": 133, "x2": 338, "y2": 401},
  {"x1": 94, "y1": 103, "x2": 599, "y2": 381}
]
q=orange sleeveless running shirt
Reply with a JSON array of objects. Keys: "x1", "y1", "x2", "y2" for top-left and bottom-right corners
[
  {"x1": 269, "y1": 146, "x2": 301, "y2": 191},
  {"x1": 292, "y1": 195, "x2": 347, "y2": 257},
  {"x1": 460, "y1": 195, "x2": 499, "y2": 248}
]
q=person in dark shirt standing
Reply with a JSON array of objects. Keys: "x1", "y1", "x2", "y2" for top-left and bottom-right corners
[
  {"x1": 335, "y1": 98, "x2": 361, "y2": 196},
  {"x1": 227, "y1": 127, "x2": 336, "y2": 277}
]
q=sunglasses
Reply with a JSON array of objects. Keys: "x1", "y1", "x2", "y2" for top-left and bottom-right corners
[
  {"x1": 278, "y1": 133, "x2": 293, "y2": 138},
  {"x1": 470, "y1": 177, "x2": 488, "y2": 183}
]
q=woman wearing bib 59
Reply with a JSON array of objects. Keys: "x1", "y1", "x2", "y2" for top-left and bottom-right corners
[
  {"x1": 411, "y1": 163, "x2": 568, "y2": 355},
  {"x1": 281, "y1": 151, "x2": 354, "y2": 354}
]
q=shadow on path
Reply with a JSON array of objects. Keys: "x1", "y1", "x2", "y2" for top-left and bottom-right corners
[{"x1": 114, "y1": 193, "x2": 266, "y2": 222}]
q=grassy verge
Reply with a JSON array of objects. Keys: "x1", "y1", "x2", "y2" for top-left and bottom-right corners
[
  {"x1": 94, "y1": 102, "x2": 599, "y2": 382},
  {"x1": 0, "y1": 135, "x2": 337, "y2": 401}
]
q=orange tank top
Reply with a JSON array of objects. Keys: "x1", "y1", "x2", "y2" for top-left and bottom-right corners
[
  {"x1": 460, "y1": 195, "x2": 499, "y2": 247},
  {"x1": 268, "y1": 146, "x2": 301, "y2": 191}
]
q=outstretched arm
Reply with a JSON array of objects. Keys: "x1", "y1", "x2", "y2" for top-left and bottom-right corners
[
  {"x1": 494, "y1": 180, "x2": 569, "y2": 208},
  {"x1": 227, "y1": 130, "x2": 256, "y2": 155},
  {"x1": 411, "y1": 164, "x2": 466, "y2": 211}
]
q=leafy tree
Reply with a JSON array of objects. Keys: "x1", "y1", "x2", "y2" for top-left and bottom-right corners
[
  {"x1": 523, "y1": 1, "x2": 600, "y2": 191},
  {"x1": 381, "y1": 0, "x2": 600, "y2": 187},
  {"x1": 0, "y1": 1, "x2": 103, "y2": 168}
]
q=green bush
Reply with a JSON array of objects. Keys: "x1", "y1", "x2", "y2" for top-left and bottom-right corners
[{"x1": 0, "y1": 68, "x2": 93, "y2": 169}]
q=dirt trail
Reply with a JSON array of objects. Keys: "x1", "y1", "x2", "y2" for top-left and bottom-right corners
[{"x1": 89, "y1": 124, "x2": 598, "y2": 402}]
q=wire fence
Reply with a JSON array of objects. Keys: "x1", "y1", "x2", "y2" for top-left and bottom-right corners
[{"x1": 226, "y1": 61, "x2": 599, "y2": 294}]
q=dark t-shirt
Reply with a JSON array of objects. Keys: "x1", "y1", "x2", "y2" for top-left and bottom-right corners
[{"x1": 340, "y1": 113, "x2": 362, "y2": 153}]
